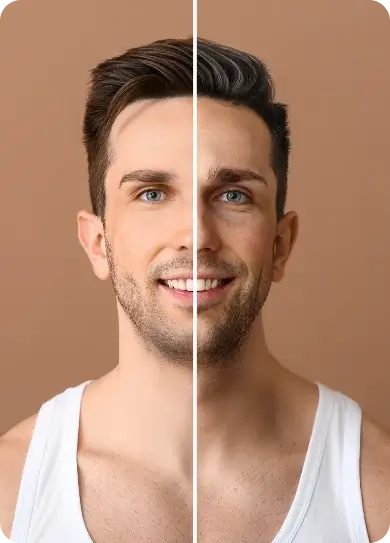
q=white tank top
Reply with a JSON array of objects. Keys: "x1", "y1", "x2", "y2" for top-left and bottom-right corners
[{"x1": 6, "y1": 381, "x2": 374, "y2": 542}]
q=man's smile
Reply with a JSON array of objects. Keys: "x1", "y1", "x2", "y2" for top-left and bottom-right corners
[{"x1": 157, "y1": 275, "x2": 236, "y2": 305}]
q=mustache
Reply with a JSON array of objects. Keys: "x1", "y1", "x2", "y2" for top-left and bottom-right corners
[{"x1": 150, "y1": 256, "x2": 246, "y2": 279}]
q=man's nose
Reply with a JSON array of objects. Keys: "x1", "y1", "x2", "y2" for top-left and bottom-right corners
[
  {"x1": 169, "y1": 202, "x2": 221, "y2": 254},
  {"x1": 197, "y1": 204, "x2": 221, "y2": 254}
]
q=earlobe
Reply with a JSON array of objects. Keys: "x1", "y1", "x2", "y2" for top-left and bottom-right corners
[{"x1": 77, "y1": 211, "x2": 110, "y2": 281}]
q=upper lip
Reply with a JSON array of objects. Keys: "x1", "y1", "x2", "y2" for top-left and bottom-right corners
[{"x1": 159, "y1": 273, "x2": 234, "y2": 281}]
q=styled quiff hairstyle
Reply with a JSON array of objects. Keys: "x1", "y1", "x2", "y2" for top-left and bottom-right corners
[{"x1": 82, "y1": 37, "x2": 290, "y2": 221}]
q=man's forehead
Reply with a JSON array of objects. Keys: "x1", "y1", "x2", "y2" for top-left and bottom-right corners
[
  {"x1": 112, "y1": 100, "x2": 159, "y2": 141},
  {"x1": 110, "y1": 95, "x2": 270, "y2": 144},
  {"x1": 197, "y1": 103, "x2": 273, "y2": 182},
  {"x1": 106, "y1": 96, "x2": 273, "y2": 182},
  {"x1": 111, "y1": 97, "x2": 193, "y2": 144},
  {"x1": 107, "y1": 98, "x2": 192, "y2": 174},
  {"x1": 103, "y1": 99, "x2": 189, "y2": 193},
  {"x1": 198, "y1": 99, "x2": 272, "y2": 158}
]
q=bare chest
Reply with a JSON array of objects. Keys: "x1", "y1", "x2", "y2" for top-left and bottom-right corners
[
  {"x1": 198, "y1": 456, "x2": 302, "y2": 543},
  {"x1": 77, "y1": 451, "x2": 302, "y2": 543},
  {"x1": 78, "y1": 453, "x2": 192, "y2": 543}
]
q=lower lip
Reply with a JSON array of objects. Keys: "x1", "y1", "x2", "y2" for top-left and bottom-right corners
[{"x1": 159, "y1": 280, "x2": 235, "y2": 305}]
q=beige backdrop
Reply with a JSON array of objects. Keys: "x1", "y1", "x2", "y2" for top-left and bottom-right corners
[
  {"x1": 0, "y1": 0, "x2": 192, "y2": 434},
  {"x1": 0, "y1": 0, "x2": 389, "y2": 434},
  {"x1": 200, "y1": 0, "x2": 390, "y2": 429}
]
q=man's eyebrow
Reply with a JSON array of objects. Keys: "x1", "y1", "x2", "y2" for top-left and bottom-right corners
[
  {"x1": 119, "y1": 169, "x2": 177, "y2": 188},
  {"x1": 207, "y1": 167, "x2": 268, "y2": 187}
]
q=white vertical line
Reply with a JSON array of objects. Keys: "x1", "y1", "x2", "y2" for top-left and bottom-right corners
[{"x1": 192, "y1": 3, "x2": 198, "y2": 542}]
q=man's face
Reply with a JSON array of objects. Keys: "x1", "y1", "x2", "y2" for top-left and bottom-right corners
[
  {"x1": 79, "y1": 96, "x2": 296, "y2": 366},
  {"x1": 196, "y1": 98, "x2": 288, "y2": 365},
  {"x1": 103, "y1": 97, "x2": 194, "y2": 364}
]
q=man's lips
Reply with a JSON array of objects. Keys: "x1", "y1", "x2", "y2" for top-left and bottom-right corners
[
  {"x1": 157, "y1": 277, "x2": 235, "y2": 290},
  {"x1": 157, "y1": 277, "x2": 236, "y2": 305},
  {"x1": 158, "y1": 274, "x2": 235, "y2": 281}
]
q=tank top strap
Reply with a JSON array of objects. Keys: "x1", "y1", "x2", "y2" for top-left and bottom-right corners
[
  {"x1": 10, "y1": 395, "x2": 57, "y2": 543},
  {"x1": 273, "y1": 383, "x2": 335, "y2": 542},
  {"x1": 339, "y1": 392, "x2": 370, "y2": 541},
  {"x1": 10, "y1": 382, "x2": 91, "y2": 543},
  {"x1": 274, "y1": 383, "x2": 370, "y2": 543}
]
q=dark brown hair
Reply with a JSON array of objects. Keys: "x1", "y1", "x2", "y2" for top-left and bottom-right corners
[{"x1": 82, "y1": 37, "x2": 290, "y2": 221}]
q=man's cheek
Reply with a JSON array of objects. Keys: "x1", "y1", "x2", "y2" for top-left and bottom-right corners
[{"x1": 239, "y1": 229, "x2": 270, "y2": 261}]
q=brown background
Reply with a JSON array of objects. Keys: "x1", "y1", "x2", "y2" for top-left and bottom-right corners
[{"x1": 0, "y1": 0, "x2": 389, "y2": 434}]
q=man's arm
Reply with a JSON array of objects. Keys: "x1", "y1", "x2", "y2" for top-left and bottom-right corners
[
  {"x1": 361, "y1": 416, "x2": 390, "y2": 542},
  {"x1": 0, "y1": 416, "x2": 37, "y2": 539}
]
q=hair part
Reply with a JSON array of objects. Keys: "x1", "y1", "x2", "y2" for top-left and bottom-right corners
[{"x1": 82, "y1": 37, "x2": 290, "y2": 222}]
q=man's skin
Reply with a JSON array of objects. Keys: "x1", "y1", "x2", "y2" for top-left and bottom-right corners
[{"x1": 0, "y1": 97, "x2": 389, "y2": 542}]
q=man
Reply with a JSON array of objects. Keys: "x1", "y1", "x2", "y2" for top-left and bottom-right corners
[{"x1": 0, "y1": 37, "x2": 389, "y2": 543}]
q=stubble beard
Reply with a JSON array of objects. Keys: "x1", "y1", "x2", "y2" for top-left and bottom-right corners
[
  {"x1": 197, "y1": 265, "x2": 273, "y2": 369},
  {"x1": 106, "y1": 240, "x2": 272, "y2": 368},
  {"x1": 106, "y1": 240, "x2": 194, "y2": 365}
]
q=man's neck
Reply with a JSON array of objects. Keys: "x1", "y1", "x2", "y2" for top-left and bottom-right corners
[
  {"x1": 196, "y1": 323, "x2": 285, "y2": 477},
  {"x1": 80, "y1": 315, "x2": 315, "y2": 487},
  {"x1": 81, "y1": 342, "x2": 193, "y2": 482}
]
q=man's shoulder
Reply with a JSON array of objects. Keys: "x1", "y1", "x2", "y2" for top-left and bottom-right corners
[
  {"x1": 360, "y1": 416, "x2": 390, "y2": 541},
  {"x1": 0, "y1": 414, "x2": 37, "y2": 538}
]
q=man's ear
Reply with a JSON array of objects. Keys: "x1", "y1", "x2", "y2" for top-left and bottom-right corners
[
  {"x1": 272, "y1": 211, "x2": 299, "y2": 283},
  {"x1": 77, "y1": 210, "x2": 110, "y2": 280}
]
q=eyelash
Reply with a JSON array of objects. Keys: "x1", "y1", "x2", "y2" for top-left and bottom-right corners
[
  {"x1": 218, "y1": 189, "x2": 251, "y2": 205},
  {"x1": 136, "y1": 188, "x2": 167, "y2": 203},
  {"x1": 135, "y1": 187, "x2": 251, "y2": 205}
]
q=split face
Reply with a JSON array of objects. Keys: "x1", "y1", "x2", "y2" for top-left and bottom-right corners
[{"x1": 78, "y1": 96, "x2": 298, "y2": 367}]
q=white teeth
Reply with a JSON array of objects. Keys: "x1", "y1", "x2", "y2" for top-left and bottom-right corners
[
  {"x1": 178, "y1": 279, "x2": 186, "y2": 291},
  {"x1": 196, "y1": 279, "x2": 205, "y2": 291},
  {"x1": 163, "y1": 279, "x2": 224, "y2": 291}
]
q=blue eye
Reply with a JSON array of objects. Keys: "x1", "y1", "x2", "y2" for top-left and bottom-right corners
[
  {"x1": 220, "y1": 190, "x2": 249, "y2": 204},
  {"x1": 139, "y1": 189, "x2": 165, "y2": 202}
]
